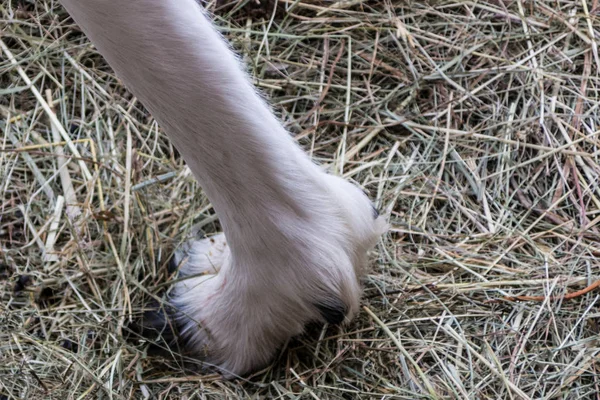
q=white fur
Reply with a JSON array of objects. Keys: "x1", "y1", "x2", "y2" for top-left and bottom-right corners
[{"x1": 59, "y1": 0, "x2": 386, "y2": 376}]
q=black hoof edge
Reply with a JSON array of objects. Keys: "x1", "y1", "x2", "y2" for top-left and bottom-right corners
[
  {"x1": 167, "y1": 255, "x2": 180, "y2": 275},
  {"x1": 371, "y1": 204, "x2": 380, "y2": 219},
  {"x1": 126, "y1": 302, "x2": 180, "y2": 355},
  {"x1": 315, "y1": 299, "x2": 347, "y2": 325}
]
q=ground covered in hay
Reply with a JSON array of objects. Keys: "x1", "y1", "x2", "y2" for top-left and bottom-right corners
[{"x1": 2, "y1": 0, "x2": 600, "y2": 398}]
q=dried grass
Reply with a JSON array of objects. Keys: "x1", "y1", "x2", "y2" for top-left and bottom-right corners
[{"x1": 2, "y1": 0, "x2": 600, "y2": 398}]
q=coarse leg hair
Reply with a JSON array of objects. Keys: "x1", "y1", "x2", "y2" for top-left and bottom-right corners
[{"x1": 58, "y1": 0, "x2": 387, "y2": 376}]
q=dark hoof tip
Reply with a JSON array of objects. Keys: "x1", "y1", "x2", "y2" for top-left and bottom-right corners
[
  {"x1": 315, "y1": 299, "x2": 347, "y2": 325},
  {"x1": 168, "y1": 255, "x2": 179, "y2": 274},
  {"x1": 126, "y1": 303, "x2": 179, "y2": 354}
]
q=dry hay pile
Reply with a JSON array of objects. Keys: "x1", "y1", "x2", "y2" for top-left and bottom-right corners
[{"x1": 1, "y1": 0, "x2": 600, "y2": 398}]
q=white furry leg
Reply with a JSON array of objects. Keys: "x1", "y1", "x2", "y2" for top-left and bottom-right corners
[{"x1": 56, "y1": 0, "x2": 386, "y2": 378}]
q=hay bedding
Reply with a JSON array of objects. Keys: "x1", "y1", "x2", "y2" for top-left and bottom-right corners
[{"x1": 1, "y1": 0, "x2": 600, "y2": 398}]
